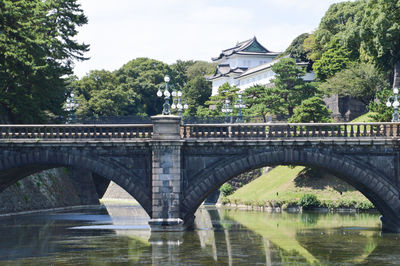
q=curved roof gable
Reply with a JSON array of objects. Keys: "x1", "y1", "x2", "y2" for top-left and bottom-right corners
[{"x1": 212, "y1": 37, "x2": 276, "y2": 61}]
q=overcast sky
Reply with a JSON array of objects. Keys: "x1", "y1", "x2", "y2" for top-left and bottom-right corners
[{"x1": 73, "y1": 0, "x2": 346, "y2": 77}]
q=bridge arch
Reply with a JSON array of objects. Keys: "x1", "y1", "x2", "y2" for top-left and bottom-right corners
[
  {"x1": 182, "y1": 147, "x2": 400, "y2": 230},
  {"x1": 0, "y1": 150, "x2": 152, "y2": 216}
]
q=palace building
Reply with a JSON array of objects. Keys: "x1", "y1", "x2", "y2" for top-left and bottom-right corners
[
  {"x1": 207, "y1": 37, "x2": 367, "y2": 121},
  {"x1": 208, "y1": 37, "x2": 315, "y2": 95}
]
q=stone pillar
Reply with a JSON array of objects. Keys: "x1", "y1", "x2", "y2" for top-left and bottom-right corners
[
  {"x1": 149, "y1": 115, "x2": 191, "y2": 231},
  {"x1": 380, "y1": 215, "x2": 400, "y2": 233}
]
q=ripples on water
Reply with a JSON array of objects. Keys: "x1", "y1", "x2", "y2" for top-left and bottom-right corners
[{"x1": 0, "y1": 203, "x2": 399, "y2": 265}]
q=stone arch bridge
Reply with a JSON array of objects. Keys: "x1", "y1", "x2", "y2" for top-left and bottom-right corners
[{"x1": 1, "y1": 116, "x2": 400, "y2": 232}]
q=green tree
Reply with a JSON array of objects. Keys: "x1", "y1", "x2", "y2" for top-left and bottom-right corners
[
  {"x1": 182, "y1": 76, "x2": 212, "y2": 117},
  {"x1": 271, "y1": 58, "x2": 318, "y2": 117},
  {"x1": 279, "y1": 33, "x2": 312, "y2": 64},
  {"x1": 304, "y1": 1, "x2": 364, "y2": 64},
  {"x1": 115, "y1": 58, "x2": 171, "y2": 116},
  {"x1": 289, "y1": 96, "x2": 332, "y2": 123},
  {"x1": 0, "y1": 0, "x2": 89, "y2": 123},
  {"x1": 71, "y1": 70, "x2": 122, "y2": 117},
  {"x1": 367, "y1": 88, "x2": 393, "y2": 122},
  {"x1": 87, "y1": 87, "x2": 135, "y2": 116},
  {"x1": 360, "y1": 0, "x2": 400, "y2": 72},
  {"x1": 321, "y1": 62, "x2": 388, "y2": 105},
  {"x1": 242, "y1": 85, "x2": 283, "y2": 122},
  {"x1": 170, "y1": 60, "x2": 195, "y2": 88},
  {"x1": 312, "y1": 40, "x2": 352, "y2": 81},
  {"x1": 198, "y1": 83, "x2": 239, "y2": 118},
  {"x1": 186, "y1": 61, "x2": 216, "y2": 81}
]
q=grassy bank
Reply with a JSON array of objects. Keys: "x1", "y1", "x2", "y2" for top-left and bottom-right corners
[
  {"x1": 223, "y1": 112, "x2": 377, "y2": 211},
  {"x1": 225, "y1": 166, "x2": 374, "y2": 210}
]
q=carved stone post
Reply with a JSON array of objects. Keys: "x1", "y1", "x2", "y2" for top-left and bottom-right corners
[{"x1": 149, "y1": 115, "x2": 190, "y2": 231}]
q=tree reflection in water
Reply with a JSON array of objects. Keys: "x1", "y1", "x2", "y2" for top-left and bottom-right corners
[{"x1": 0, "y1": 204, "x2": 399, "y2": 264}]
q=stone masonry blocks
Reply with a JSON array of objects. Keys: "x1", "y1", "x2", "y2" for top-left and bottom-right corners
[{"x1": 151, "y1": 139, "x2": 184, "y2": 222}]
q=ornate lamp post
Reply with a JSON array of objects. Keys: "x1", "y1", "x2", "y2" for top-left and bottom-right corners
[
  {"x1": 157, "y1": 75, "x2": 172, "y2": 115},
  {"x1": 171, "y1": 89, "x2": 188, "y2": 116},
  {"x1": 386, "y1": 87, "x2": 400, "y2": 122},
  {"x1": 234, "y1": 93, "x2": 246, "y2": 123},
  {"x1": 221, "y1": 99, "x2": 233, "y2": 123},
  {"x1": 64, "y1": 91, "x2": 79, "y2": 123}
]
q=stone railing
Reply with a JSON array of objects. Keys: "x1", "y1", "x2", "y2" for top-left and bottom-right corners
[
  {"x1": 181, "y1": 122, "x2": 400, "y2": 139},
  {"x1": 0, "y1": 124, "x2": 153, "y2": 140},
  {"x1": 1, "y1": 122, "x2": 399, "y2": 141}
]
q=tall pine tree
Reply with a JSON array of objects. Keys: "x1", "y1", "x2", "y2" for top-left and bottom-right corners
[{"x1": 0, "y1": 0, "x2": 89, "y2": 123}]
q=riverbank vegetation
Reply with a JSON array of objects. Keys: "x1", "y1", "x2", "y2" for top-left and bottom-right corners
[
  {"x1": 223, "y1": 166, "x2": 375, "y2": 211},
  {"x1": 223, "y1": 112, "x2": 376, "y2": 211}
]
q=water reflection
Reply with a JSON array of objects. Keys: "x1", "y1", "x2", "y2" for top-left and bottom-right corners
[{"x1": 0, "y1": 204, "x2": 399, "y2": 265}]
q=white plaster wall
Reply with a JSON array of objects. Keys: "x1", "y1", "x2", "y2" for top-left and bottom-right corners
[
  {"x1": 219, "y1": 54, "x2": 274, "y2": 69},
  {"x1": 303, "y1": 72, "x2": 315, "y2": 81},
  {"x1": 211, "y1": 54, "x2": 280, "y2": 95},
  {"x1": 211, "y1": 77, "x2": 240, "y2": 96},
  {"x1": 237, "y1": 70, "x2": 315, "y2": 90},
  {"x1": 212, "y1": 78, "x2": 228, "y2": 96},
  {"x1": 237, "y1": 69, "x2": 275, "y2": 90}
]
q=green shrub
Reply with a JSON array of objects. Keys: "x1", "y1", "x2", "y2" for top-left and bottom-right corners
[
  {"x1": 221, "y1": 197, "x2": 230, "y2": 205},
  {"x1": 337, "y1": 198, "x2": 357, "y2": 208},
  {"x1": 298, "y1": 194, "x2": 320, "y2": 209},
  {"x1": 356, "y1": 201, "x2": 375, "y2": 210},
  {"x1": 320, "y1": 200, "x2": 335, "y2": 209},
  {"x1": 255, "y1": 200, "x2": 265, "y2": 207},
  {"x1": 243, "y1": 199, "x2": 255, "y2": 206},
  {"x1": 219, "y1": 183, "x2": 233, "y2": 197}
]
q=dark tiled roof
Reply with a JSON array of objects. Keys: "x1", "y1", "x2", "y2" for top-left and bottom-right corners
[
  {"x1": 212, "y1": 37, "x2": 279, "y2": 61},
  {"x1": 207, "y1": 64, "x2": 248, "y2": 80}
]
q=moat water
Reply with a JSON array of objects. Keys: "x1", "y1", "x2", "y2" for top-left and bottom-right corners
[{"x1": 0, "y1": 203, "x2": 399, "y2": 265}]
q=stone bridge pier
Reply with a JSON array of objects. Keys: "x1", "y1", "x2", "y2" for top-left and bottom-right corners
[
  {"x1": 148, "y1": 116, "x2": 400, "y2": 233},
  {"x1": 148, "y1": 116, "x2": 191, "y2": 231}
]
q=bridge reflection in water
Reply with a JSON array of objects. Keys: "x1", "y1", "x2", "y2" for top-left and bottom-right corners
[{"x1": 0, "y1": 203, "x2": 398, "y2": 265}]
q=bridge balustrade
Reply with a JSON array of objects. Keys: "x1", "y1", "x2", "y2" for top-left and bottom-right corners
[
  {"x1": 0, "y1": 124, "x2": 153, "y2": 140},
  {"x1": 182, "y1": 122, "x2": 400, "y2": 139},
  {"x1": 0, "y1": 122, "x2": 399, "y2": 140}
]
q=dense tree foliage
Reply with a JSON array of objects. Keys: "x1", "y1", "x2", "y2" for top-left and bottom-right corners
[
  {"x1": 312, "y1": 40, "x2": 352, "y2": 81},
  {"x1": 182, "y1": 76, "x2": 212, "y2": 117},
  {"x1": 197, "y1": 83, "x2": 239, "y2": 118},
  {"x1": 0, "y1": 0, "x2": 89, "y2": 123},
  {"x1": 170, "y1": 60, "x2": 195, "y2": 88},
  {"x1": 360, "y1": 0, "x2": 400, "y2": 72},
  {"x1": 115, "y1": 58, "x2": 170, "y2": 116},
  {"x1": 242, "y1": 85, "x2": 283, "y2": 122},
  {"x1": 302, "y1": 0, "x2": 400, "y2": 122},
  {"x1": 72, "y1": 58, "x2": 169, "y2": 117},
  {"x1": 71, "y1": 58, "x2": 214, "y2": 118},
  {"x1": 304, "y1": 1, "x2": 363, "y2": 67},
  {"x1": 279, "y1": 33, "x2": 312, "y2": 64},
  {"x1": 270, "y1": 58, "x2": 318, "y2": 117},
  {"x1": 289, "y1": 96, "x2": 332, "y2": 123},
  {"x1": 186, "y1": 61, "x2": 216, "y2": 81},
  {"x1": 321, "y1": 62, "x2": 389, "y2": 105},
  {"x1": 367, "y1": 88, "x2": 393, "y2": 122}
]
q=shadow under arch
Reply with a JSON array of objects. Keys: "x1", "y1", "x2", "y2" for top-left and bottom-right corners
[
  {"x1": 182, "y1": 148, "x2": 400, "y2": 230},
  {"x1": 0, "y1": 150, "x2": 152, "y2": 216}
]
